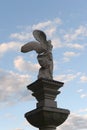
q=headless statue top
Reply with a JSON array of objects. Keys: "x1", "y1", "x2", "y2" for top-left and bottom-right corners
[{"x1": 21, "y1": 30, "x2": 53, "y2": 79}]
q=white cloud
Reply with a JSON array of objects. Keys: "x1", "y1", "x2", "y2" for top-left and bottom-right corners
[
  {"x1": 0, "y1": 69, "x2": 32, "y2": 105},
  {"x1": 64, "y1": 51, "x2": 79, "y2": 57},
  {"x1": 77, "y1": 89, "x2": 83, "y2": 93},
  {"x1": 63, "y1": 51, "x2": 80, "y2": 62},
  {"x1": 80, "y1": 94, "x2": 87, "y2": 98},
  {"x1": 78, "y1": 108, "x2": 87, "y2": 113},
  {"x1": 10, "y1": 32, "x2": 33, "y2": 41},
  {"x1": 45, "y1": 26, "x2": 56, "y2": 37},
  {"x1": 14, "y1": 56, "x2": 39, "y2": 73},
  {"x1": 52, "y1": 38, "x2": 63, "y2": 48},
  {"x1": 57, "y1": 113, "x2": 87, "y2": 130},
  {"x1": 77, "y1": 80, "x2": 87, "y2": 99},
  {"x1": 64, "y1": 25, "x2": 87, "y2": 42},
  {"x1": 32, "y1": 18, "x2": 62, "y2": 30},
  {"x1": 10, "y1": 18, "x2": 62, "y2": 41},
  {"x1": 66, "y1": 43, "x2": 85, "y2": 50},
  {"x1": 0, "y1": 41, "x2": 21, "y2": 57},
  {"x1": 80, "y1": 75, "x2": 87, "y2": 82},
  {"x1": 32, "y1": 21, "x2": 52, "y2": 30},
  {"x1": 52, "y1": 41, "x2": 86, "y2": 50},
  {"x1": 54, "y1": 72, "x2": 80, "y2": 83}
]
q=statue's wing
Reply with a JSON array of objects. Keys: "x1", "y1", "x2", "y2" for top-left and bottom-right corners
[
  {"x1": 21, "y1": 41, "x2": 44, "y2": 54},
  {"x1": 33, "y1": 30, "x2": 49, "y2": 51},
  {"x1": 33, "y1": 30, "x2": 47, "y2": 43}
]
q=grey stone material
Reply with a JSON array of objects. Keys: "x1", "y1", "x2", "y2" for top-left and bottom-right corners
[
  {"x1": 22, "y1": 30, "x2": 70, "y2": 130},
  {"x1": 25, "y1": 107, "x2": 70, "y2": 129},
  {"x1": 37, "y1": 99, "x2": 57, "y2": 108},
  {"x1": 40, "y1": 127, "x2": 56, "y2": 130},
  {"x1": 27, "y1": 78, "x2": 63, "y2": 107},
  {"x1": 25, "y1": 78, "x2": 70, "y2": 130},
  {"x1": 21, "y1": 30, "x2": 53, "y2": 80}
]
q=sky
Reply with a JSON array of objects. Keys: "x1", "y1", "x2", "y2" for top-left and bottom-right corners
[{"x1": 0, "y1": 0, "x2": 87, "y2": 130}]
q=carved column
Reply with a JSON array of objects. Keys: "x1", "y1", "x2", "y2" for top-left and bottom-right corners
[{"x1": 25, "y1": 78, "x2": 70, "y2": 130}]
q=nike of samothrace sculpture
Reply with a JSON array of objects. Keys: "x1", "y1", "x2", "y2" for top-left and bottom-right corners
[{"x1": 21, "y1": 30, "x2": 53, "y2": 79}]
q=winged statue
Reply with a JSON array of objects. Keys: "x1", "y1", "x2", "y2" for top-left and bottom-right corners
[{"x1": 21, "y1": 30, "x2": 53, "y2": 79}]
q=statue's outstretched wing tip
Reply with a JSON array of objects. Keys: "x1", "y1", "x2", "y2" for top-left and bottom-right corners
[
  {"x1": 33, "y1": 30, "x2": 47, "y2": 42},
  {"x1": 21, "y1": 41, "x2": 42, "y2": 53}
]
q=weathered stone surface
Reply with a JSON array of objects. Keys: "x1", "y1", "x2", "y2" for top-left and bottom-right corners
[
  {"x1": 25, "y1": 107, "x2": 70, "y2": 129},
  {"x1": 27, "y1": 78, "x2": 64, "y2": 108},
  {"x1": 21, "y1": 30, "x2": 53, "y2": 80},
  {"x1": 22, "y1": 30, "x2": 70, "y2": 130},
  {"x1": 25, "y1": 78, "x2": 70, "y2": 130}
]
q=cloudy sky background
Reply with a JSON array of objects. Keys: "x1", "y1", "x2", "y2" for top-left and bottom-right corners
[{"x1": 0, "y1": 0, "x2": 87, "y2": 130}]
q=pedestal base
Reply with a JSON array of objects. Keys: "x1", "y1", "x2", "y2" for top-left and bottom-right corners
[
  {"x1": 27, "y1": 78, "x2": 64, "y2": 108},
  {"x1": 25, "y1": 107, "x2": 70, "y2": 129},
  {"x1": 25, "y1": 78, "x2": 70, "y2": 130},
  {"x1": 39, "y1": 126, "x2": 56, "y2": 130}
]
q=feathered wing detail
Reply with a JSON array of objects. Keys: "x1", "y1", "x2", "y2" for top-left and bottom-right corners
[{"x1": 21, "y1": 41, "x2": 44, "y2": 54}]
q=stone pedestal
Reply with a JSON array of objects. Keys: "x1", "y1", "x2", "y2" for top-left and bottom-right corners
[{"x1": 25, "y1": 78, "x2": 70, "y2": 130}]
